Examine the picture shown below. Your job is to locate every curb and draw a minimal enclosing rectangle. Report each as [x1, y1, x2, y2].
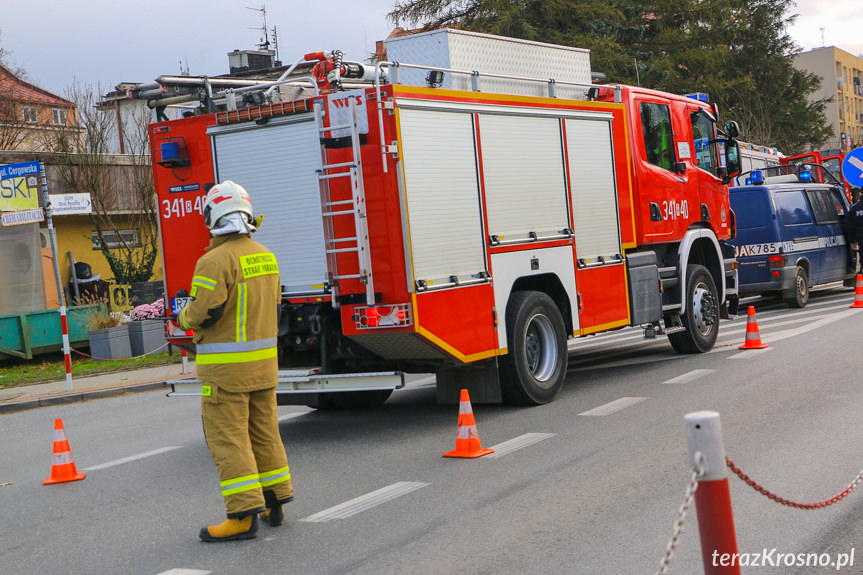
[0, 381, 166, 415]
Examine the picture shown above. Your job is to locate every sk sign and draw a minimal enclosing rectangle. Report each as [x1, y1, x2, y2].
[0, 161, 40, 212]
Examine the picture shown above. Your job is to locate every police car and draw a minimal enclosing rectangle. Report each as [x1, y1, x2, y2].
[728, 164, 857, 307]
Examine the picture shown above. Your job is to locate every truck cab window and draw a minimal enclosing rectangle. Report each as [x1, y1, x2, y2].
[690, 110, 720, 177]
[640, 102, 675, 172]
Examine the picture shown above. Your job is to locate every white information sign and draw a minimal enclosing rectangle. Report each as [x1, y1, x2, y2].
[49, 193, 93, 215]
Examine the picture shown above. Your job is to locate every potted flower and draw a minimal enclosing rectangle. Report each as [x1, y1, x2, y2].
[86, 302, 131, 361]
[128, 298, 167, 356]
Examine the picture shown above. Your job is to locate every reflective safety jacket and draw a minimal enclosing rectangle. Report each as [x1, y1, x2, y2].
[179, 234, 280, 392]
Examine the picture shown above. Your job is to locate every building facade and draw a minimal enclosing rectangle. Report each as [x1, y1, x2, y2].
[794, 46, 863, 152]
[0, 64, 79, 152]
[0, 65, 162, 315]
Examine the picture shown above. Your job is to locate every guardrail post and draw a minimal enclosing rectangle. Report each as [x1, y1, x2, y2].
[685, 411, 740, 574]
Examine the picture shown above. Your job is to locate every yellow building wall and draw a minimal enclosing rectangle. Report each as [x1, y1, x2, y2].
[43, 214, 163, 303]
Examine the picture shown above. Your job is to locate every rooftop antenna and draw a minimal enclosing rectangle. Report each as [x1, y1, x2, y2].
[819, 26, 825, 47]
[179, 57, 190, 77]
[246, 5, 271, 53]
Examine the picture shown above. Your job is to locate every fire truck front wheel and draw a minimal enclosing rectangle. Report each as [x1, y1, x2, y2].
[668, 264, 719, 354]
[499, 291, 567, 405]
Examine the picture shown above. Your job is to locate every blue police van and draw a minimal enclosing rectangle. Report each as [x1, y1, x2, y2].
[728, 164, 857, 307]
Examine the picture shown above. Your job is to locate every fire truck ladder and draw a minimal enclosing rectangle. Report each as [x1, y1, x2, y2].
[313, 99, 375, 309]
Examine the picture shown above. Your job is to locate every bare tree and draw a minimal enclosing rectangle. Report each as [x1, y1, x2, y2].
[0, 36, 32, 151]
[39, 81, 158, 284]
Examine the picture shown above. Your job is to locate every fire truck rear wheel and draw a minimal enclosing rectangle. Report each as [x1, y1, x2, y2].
[668, 264, 719, 354]
[499, 291, 567, 405]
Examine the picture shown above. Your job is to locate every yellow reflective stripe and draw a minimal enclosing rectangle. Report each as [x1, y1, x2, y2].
[236, 283, 247, 342]
[196, 347, 278, 365]
[259, 466, 291, 487]
[178, 307, 192, 330]
[240, 253, 279, 279]
[221, 473, 262, 496]
[192, 275, 217, 291]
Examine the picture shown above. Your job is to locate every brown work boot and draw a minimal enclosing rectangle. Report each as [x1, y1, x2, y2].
[199, 514, 258, 542]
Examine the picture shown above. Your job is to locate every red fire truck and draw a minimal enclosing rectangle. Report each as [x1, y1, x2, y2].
[782, 150, 851, 200]
[147, 31, 742, 407]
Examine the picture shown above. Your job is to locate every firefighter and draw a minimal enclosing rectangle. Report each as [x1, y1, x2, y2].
[848, 194, 863, 261]
[178, 180, 293, 542]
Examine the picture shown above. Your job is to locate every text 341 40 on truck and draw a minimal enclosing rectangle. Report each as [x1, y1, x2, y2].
[142, 29, 743, 407]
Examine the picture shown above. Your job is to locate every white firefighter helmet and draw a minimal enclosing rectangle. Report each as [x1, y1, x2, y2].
[203, 180, 253, 229]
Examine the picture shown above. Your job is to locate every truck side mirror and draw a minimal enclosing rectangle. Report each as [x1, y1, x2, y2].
[724, 121, 740, 139]
[724, 140, 742, 178]
[675, 161, 687, 174]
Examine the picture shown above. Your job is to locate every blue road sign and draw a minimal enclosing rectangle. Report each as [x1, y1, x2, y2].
[0, 160, 40, 180]
[842, 147, 863, 188]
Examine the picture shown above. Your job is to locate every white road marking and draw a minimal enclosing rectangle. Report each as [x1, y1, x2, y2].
[579, 397, 647, 416]
[728, 347, 774, 359]
[156, 570, 210, 575]
[663, 369, 715, 384]
[299, 481, 429, 523]
[82, 446, 182, 471]
[485, 433, 556, 459]
[278, 411, 312, 422]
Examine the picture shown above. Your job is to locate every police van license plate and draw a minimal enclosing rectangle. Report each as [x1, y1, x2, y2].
[171, 297, 193, 315]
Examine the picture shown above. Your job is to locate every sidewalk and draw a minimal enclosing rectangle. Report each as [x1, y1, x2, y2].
[0, 361, 198, 414]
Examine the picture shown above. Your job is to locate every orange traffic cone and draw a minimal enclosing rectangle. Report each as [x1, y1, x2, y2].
[442, 389, 494, 459]
[43, 418, 86, 485]
[738, 306, 768, 350]
[851, 274, 863, 308]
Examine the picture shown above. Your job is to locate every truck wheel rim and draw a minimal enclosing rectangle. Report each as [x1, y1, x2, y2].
[524, 314, 557, 384]
[692, 283, 717, 335]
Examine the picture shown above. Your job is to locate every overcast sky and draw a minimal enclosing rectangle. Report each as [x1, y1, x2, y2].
[1, 0, 861, 98]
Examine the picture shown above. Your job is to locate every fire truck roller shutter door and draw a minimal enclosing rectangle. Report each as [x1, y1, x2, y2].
[208, 116, 328, 296]
[397, 108, 486, 285]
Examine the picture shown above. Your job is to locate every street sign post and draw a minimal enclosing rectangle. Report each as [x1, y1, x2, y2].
[39, 162, 74, 391]
[841, 147, 863, 188]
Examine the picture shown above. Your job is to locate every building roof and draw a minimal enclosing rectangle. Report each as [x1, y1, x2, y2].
[0, 64, 74, 107]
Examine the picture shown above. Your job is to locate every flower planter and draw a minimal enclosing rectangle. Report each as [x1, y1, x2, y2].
[128, 319, 167, 356]
[88, 325, 132, 361]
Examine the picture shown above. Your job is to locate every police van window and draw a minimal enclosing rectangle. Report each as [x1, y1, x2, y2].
[806, 189, 839, 224]
[640, 102, 675, 171]
[690, 110, 719, 176]
[732, 190, 771, 229]
[776, 191, 814, 225]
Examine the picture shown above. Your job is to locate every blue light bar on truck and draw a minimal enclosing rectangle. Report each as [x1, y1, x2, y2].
[685, 92, 710, 103]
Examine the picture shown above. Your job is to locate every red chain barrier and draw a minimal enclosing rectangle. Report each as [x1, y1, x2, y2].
[70, 344, 169, 362]
[726, 456, 863, 510]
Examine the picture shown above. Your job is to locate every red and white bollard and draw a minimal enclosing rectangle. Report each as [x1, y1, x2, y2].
[181, 348, 189, 375]
[685, 411, 740, 575]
